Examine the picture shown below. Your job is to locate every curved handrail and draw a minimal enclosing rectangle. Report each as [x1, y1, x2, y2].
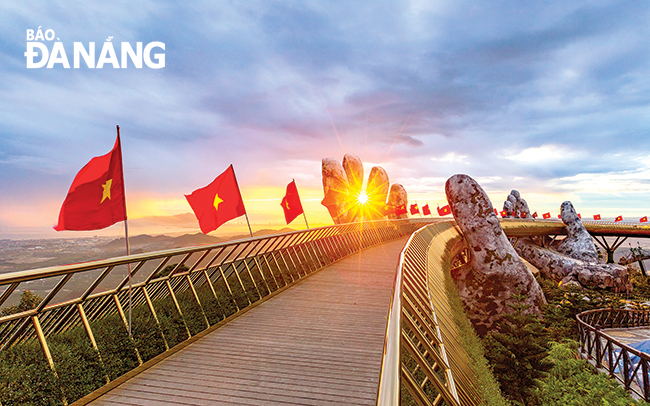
[377, 220, 483, 406]
[577, 308, 650, 400]
[376, 224, 421, 405]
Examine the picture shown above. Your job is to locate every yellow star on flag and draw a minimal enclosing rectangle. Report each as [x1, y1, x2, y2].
[101, 179, 112, 203]
[214, 193, 224, 210]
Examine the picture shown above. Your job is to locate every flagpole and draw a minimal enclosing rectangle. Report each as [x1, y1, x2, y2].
[229, 165, 253, 239]
[244, 213, 253, 238]
[124, 219, 133, 336]
[295, 180, 309, 229]
[117, 125, 133, 336]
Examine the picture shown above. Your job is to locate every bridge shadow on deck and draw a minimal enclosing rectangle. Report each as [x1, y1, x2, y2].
[86, 238, 408, 406]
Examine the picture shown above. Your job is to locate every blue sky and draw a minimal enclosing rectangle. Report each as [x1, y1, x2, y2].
[2, 1, 650, 238]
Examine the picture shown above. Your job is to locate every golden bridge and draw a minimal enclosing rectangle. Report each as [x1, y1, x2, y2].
[2, 218, 650, 405]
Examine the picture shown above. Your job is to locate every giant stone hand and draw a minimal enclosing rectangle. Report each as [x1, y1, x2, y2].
[321, 154, 408, 223]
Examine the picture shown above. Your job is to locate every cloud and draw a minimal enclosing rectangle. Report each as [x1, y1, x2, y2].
[2, 0, 650, 237]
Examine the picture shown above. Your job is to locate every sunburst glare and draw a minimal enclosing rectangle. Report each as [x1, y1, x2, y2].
[357, 191, 369, 205]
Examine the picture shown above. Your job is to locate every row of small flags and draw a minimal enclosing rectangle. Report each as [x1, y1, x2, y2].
[408, 203, 452, 217]
[489, 209, 648, 223]
[423, 205, 650, 223]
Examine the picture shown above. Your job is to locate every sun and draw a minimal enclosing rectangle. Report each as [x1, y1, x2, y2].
[357, 191, 369, 205]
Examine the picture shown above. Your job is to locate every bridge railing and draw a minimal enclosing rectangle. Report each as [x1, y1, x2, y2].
[577, 308, 650, 401]
[377, 221, 482, 406]
[497, 218, 650, 238]
[0, 218, 431, 405]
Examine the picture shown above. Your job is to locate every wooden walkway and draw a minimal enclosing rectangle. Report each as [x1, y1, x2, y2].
[87, 238, 408, 406]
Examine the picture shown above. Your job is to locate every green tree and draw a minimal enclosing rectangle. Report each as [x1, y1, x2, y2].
[482, 293, 552, 406]
[154, 263, 189, 279]
[1, 290, 42, 316]
[537, 275, 625, 342]
[629, 265, 650, 299]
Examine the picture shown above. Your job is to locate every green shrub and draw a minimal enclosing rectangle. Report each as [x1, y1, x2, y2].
[129, 304, 167, 362]
[49, 327, 106, 403]
[0, 340, 62, 406]
[175, 289, 209, 336]
[533, 340, 650, 406]
[629, 266, 650, 300]
[444, 268, 511, 406]
[153, 294, 190, 348]
[538, 276, 625, 342]
[196, 285, 226, 325]
[91, 314, 140, 379]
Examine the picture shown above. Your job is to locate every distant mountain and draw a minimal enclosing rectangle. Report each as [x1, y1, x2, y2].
[171, 233, 224, 247]
[105, 228, 295, 254]
[105, 235, 168, 251]
[257, 228, 295, 235]
[105, 233, 223, 252]
[128, 213, 197, 227]
[224, 228, 297, 241]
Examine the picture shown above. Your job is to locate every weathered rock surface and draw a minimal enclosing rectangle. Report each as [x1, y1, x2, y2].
[515, 240, 632, 292]
[342, 154, 363, 197]
[503, 200, 515, 218]
[516, 197, 531, 218]
[446, 174, 546, 336]
[387, 184, 408, 220]
[513, 200, 631, 292]
[366, 166, 389, 220]
[321, 158, 350, 224]
[557, 201, 598, 262]
[504, 189, 531, 218]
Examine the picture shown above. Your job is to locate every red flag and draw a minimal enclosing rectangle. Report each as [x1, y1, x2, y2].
[615, 215, 623, 222]
[54, 135, 126, 231]
[437, 205, 452, 216]
[185, 165, 246, 234]
[410, 204, 419, 215]
[532, 212, 538, 218]
[640, 216, 648, 223]
[381, 204, 393, 216]
[542, 212, 551, 219]
[500, 210, 507, 218]
[422, 204, 431, 216]
[280, 180, 304, 225]
[395, 204, 408, 215]
[494, 208, 498, 215]
[593, 214, 601, 220]
[578, 213, 581, 219]
[558, 214, 562, 218]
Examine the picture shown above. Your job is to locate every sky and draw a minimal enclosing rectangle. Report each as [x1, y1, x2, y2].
[1, 0, 650, 239]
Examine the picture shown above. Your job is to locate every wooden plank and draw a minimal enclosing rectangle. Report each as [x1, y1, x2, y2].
[89, 238, 407, 406]
[140, 367, 379, 394]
